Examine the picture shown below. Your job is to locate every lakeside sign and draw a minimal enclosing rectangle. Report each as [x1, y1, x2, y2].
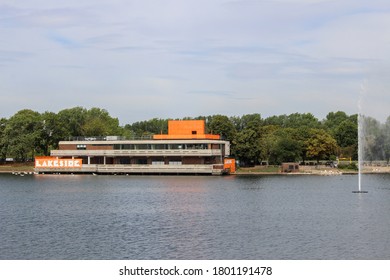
[35, 157, 82, 169]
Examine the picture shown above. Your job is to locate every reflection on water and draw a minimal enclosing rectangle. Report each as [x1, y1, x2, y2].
[1, 174, 390, 259]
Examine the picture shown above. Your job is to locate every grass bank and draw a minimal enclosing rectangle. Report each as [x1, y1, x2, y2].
[235, 165, 360, 175]
[236, 166, 281, 174]
[0, 163, 35, 173]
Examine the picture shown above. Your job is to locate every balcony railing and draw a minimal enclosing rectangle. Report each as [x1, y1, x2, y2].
[65, 135, 226, 141]
[67, 136, 154, 141]
[35, 164, 225, 175]
[51, 149, 223, 157]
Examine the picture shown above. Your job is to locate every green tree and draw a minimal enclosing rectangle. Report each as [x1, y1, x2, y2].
[285, 113, 321, 129]
[0, 118, 8, 160]
[57, 107, 87, 138]
[264, 113, 320, 129]
[232, 128, 261, 166]
[258, 125, 279, 164]
[333, 118, 358, 159]
[231, 113, 262, 132]
[268, 128, 302, 164]
[38, 111, 66, 155]
[208, 115, 236, 141]
[383, 116, 390, 163]
[263, 114, 288, 127]
[82, 107, 121, 136]
[128, 118, 168, 137]
[323, 111, 349, 131]
[305, 129, 338, 162]
[3, 109, 42, 161]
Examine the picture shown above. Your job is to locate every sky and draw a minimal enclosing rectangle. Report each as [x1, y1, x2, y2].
[1, 0, 390, 124]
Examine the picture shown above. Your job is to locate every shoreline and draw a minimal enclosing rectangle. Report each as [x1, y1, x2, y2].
[234, 170, 390, 176]
[1, 170, 388, 176]
[1, 164, 389, 176]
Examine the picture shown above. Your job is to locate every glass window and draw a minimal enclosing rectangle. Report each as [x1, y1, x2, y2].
[153, 144, 167, 150]
[135, 144, 148, 150]
[170, 144, 184, 149]
[169, 161, 182, 165]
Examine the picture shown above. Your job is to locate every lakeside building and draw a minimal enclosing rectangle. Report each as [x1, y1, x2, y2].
[35, 120, 234, 175]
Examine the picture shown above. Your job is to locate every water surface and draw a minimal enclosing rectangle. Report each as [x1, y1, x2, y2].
[1, 174, 389, 259]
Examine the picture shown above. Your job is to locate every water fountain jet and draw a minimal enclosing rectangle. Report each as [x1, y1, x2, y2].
[353, 112, 368, 193]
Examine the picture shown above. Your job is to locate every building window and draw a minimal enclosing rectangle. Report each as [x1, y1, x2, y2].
[153, 144, 167, 150]
[113, 144, 135, 150]
[136, 159, 147, 164]
[170, 144, 184, 149]
[169, 161, 182, 165]
[192, 131, 197, 135]
[152, 161, 164, 165]
[136, 144, 149, 150]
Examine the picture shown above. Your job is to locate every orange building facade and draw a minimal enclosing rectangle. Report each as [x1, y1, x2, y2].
[35, 120, 233, 175]
[153, 120, 220, 140]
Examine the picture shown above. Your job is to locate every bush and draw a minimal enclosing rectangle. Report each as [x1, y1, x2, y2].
[338, 162, 358, 171]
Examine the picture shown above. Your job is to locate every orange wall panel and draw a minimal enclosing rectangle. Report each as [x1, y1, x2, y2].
[224, 158, 236, 173]
[168, 120, 205, 135]
[153, 120, 220, 140]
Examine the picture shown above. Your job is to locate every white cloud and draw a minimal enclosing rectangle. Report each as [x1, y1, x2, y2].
[1, 0, 389, 123]
[308, 12, 390, 60]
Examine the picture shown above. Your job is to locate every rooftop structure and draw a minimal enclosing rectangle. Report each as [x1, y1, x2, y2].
[153, 120, 220, 140]
[35, 120, 233, 175]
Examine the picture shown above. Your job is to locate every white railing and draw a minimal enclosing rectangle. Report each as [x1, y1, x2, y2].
[96, 164, 213, 173]
[51, 149, 222, 157]
[35, 164, 223, 174]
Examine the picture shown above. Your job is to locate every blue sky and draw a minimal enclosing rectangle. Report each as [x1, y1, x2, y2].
[1, 0, 390, 124]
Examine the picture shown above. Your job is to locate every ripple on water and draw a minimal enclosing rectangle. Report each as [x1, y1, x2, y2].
[0, 174, 390, 259]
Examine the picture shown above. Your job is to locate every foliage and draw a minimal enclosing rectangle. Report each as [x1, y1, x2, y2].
[208, 115, 237, 141]
[325, 112, 358, 160]
[232, 128, 260, 166]
[231, 113, 262, 131]
[323, 111, 350, 131]
[82, 108, 121, 136]
[263, 113, 320, 128]
[57, 107, 87, 138]
[0, 118, 8, 159]
[38, 111, 64, 155]
[0, 107, 122, 161]
[258, 125, 279, 164]
[0, 108, 374, 166]
[125, 118, 168, 137]
[2, 109, 42, 161]
[305, 129, 338, 162]
[384, 117, 390, 163]
[338, 162, 358, 171]
[270, 134, 302, 164]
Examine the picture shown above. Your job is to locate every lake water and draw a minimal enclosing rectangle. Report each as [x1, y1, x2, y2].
[1, 173, 389, 260]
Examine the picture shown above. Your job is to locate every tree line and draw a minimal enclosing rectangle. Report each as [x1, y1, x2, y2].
[1, 107, 389, 165]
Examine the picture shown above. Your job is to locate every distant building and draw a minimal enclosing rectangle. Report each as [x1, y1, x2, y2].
[281, 162, 300, 173]
[35, 120, 233, 175]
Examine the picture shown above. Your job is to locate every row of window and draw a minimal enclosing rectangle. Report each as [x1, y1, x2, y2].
[75, 143, 222, 150]
[112, 144, 210, 150]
